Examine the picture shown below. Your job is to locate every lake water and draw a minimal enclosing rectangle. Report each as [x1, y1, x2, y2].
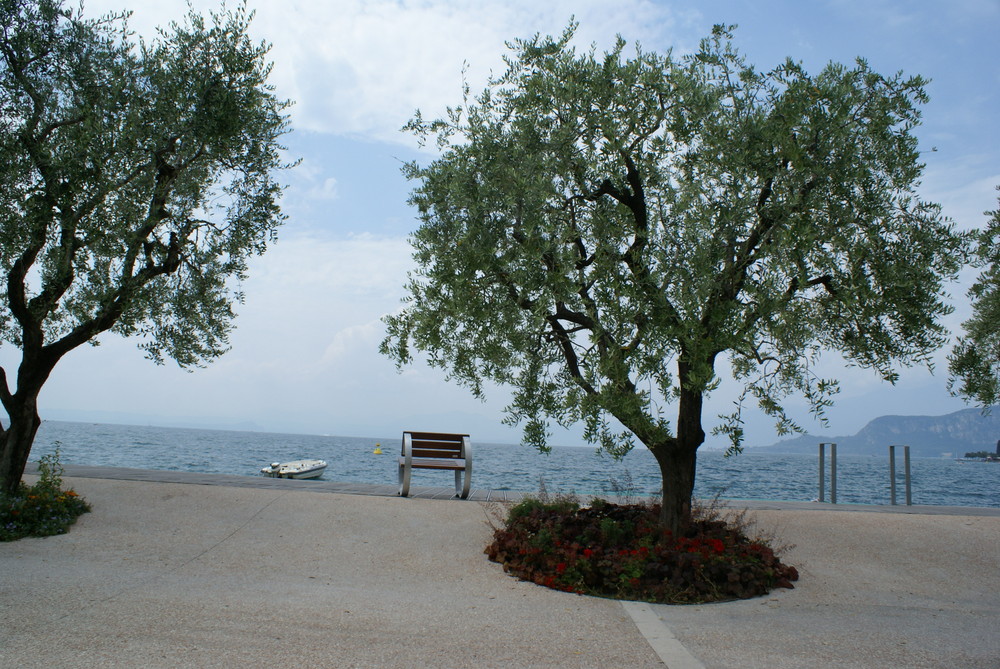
[31, 420, 1000, 508]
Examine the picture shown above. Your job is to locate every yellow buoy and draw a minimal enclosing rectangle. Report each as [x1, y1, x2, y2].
[373, 443, 383, 455]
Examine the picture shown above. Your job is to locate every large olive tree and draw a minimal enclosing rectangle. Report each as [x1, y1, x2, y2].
[0, 0, 292, 493]
[381, 25, 965, 531]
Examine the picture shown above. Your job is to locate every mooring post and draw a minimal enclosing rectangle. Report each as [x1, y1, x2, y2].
[904, 445, 912, 506]
[890, 445, 897, 505]
[818, 443, 825, 502]
[819, 443, 837, 504]
[831, 442, 837, 504]
[889, 445, 912, 506]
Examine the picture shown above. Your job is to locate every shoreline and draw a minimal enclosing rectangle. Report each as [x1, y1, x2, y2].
[31, 422, 1000, 508]
[27, 462, 1000, 517]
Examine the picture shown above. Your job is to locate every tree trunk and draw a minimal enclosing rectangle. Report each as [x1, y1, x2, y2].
[652, 442, 698, 535]
[1, 346, 59, 495]
[0, 395, 42, 495]
[651, 359, 708, 534]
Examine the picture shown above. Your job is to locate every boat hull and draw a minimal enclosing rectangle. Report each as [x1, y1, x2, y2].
[260, 459, 327, 479]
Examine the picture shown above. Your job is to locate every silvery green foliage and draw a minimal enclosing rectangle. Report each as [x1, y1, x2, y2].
[950, 191, 1000, 408]
[382, 23, 965, 478]
[0, 0, 292, 371]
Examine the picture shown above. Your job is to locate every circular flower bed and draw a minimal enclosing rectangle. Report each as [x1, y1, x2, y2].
[486, 496, 798, 604]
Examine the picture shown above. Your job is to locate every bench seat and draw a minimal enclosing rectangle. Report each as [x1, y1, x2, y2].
[397, 457, 468, 470]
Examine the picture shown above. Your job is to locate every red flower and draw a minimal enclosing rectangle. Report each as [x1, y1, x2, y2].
[582, 548, 594, 558]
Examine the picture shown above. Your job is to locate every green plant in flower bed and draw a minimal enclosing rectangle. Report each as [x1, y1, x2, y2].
[485, 496, 798, 604]
[1, 448, 90, 541]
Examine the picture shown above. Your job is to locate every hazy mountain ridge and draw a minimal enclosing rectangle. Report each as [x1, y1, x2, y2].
[755, 408, 1000, 457]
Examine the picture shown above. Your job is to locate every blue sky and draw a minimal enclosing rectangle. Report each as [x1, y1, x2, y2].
[9, 0, 998, 447]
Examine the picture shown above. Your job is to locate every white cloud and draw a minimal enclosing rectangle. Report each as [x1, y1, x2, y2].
[305, 176, 339, 201]
[86, 0, 698, 147]
[320, 320, 380, 366]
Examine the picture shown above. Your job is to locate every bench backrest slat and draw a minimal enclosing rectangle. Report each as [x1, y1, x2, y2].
[404, 431, 468, 459]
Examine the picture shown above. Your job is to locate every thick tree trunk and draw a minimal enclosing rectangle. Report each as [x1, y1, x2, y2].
[652, 443, 698, 535]
[651, 360, 708, 534]
[1, 346, 59, 495]
[0, 395, 42, 495]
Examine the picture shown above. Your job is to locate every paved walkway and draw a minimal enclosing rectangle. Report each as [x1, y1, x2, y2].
[40, 463, 1000, 516]
[3, 466, 998, 668]
[40, 463, 529, 502]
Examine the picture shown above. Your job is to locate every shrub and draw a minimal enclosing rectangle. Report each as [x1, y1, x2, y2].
[1, 447, 91, 541]
[485, 496, 798, 604]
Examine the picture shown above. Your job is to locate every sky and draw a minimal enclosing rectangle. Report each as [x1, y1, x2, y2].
[4, 0, 998, 447]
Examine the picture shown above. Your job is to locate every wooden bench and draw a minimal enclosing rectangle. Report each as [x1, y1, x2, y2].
[398, 431, 472, 499]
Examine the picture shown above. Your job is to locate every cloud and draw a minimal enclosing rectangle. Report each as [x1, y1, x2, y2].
[267, 0, 699, 144]
[306, 175, 340, 202]
[86, 0, 698, 147]
[320, 320, 381, 366]
[225, 233, 414, 375]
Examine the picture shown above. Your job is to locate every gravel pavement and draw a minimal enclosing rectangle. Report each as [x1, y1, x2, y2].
[1, 476, 661, 668]
[1, 470, 997, 668]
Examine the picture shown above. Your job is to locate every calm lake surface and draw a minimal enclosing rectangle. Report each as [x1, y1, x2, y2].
[32, 420, 1000, 508]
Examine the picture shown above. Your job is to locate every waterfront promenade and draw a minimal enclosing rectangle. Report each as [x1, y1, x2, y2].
[1, 465, 998, 668]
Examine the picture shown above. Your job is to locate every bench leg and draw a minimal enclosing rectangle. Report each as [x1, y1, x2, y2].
[455, 465, 471, 499]
[399, 462, 411, 497]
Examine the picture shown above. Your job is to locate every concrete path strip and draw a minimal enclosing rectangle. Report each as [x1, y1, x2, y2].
[622, 601, 706, 669]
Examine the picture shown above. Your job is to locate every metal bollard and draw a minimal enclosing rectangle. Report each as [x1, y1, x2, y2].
[906, 446, 912, 506]
[889, 445, 912, 506]
[818, 443, 837, 503]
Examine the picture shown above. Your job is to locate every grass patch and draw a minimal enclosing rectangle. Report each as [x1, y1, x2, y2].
[485, 489, 798, 604]
[1, 447, 91, 542]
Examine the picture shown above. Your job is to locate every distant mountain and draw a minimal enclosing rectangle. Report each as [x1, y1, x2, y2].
[755, 408, 1000, 458]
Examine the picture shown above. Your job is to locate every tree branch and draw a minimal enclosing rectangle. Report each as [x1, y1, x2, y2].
[785, 274, 837, 300]
[0, 367, 13, 413]
[545, 313, 597, 396]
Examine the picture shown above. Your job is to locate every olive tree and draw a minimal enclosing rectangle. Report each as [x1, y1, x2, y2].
[381, 25, 965, 531]
[0, 0, 292, 493]
[949, 190, 1000, 407]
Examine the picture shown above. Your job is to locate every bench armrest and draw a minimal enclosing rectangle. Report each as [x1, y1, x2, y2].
[402, 432, 413, 468]
[460, 435, 472, 499]
[398, 432, 413, 497]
